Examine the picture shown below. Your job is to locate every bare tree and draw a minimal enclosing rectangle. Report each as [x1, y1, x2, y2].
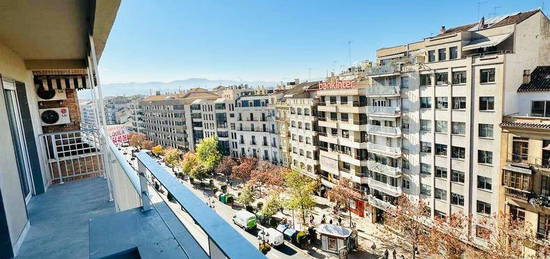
[327, 178, 361, 227]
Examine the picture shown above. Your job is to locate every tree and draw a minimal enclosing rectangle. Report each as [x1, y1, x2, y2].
[142, 140, 154, 150]
[215, 156, 237, 181]
[231, 157, 257, 182]
[195, 137, 222, 173]
[237, 183, 255, 206]
[327, 178, 361, 227]
[380, 196, 431, 259]
[250, 162, 285, 195]
[283, 170, 317, 227]
[425, 212, 472, 258]
[128, 133, 147, 148]
[189, 163, 208, 180]
[163, 148, 181, 167]
[151, 145, 164, 156]
[181, 152, 198, 174]
[260, 192, 283, 218]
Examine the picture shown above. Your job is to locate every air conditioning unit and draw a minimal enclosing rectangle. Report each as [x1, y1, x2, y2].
[37, 88, 67, 101]
[40, 107, 71, 126]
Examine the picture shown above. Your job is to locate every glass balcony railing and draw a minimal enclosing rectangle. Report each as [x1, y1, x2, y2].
[367, 142, 401, 157]
[367, 124, 401, 136]
[365, 83, 400, 96]
[366, 106, 401, 116]
[367, 160, 401, 177]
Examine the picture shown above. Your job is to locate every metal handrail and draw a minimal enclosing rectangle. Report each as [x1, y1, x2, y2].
[104, 133, 140, 193]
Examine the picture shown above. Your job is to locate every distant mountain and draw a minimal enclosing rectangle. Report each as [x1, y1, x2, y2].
[97, 78, 279, 97]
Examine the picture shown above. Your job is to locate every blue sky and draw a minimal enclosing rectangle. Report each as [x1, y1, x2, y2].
[99, 0, 545, 84]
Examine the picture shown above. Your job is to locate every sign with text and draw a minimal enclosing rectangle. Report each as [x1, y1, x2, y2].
[319, 80, 356, 90]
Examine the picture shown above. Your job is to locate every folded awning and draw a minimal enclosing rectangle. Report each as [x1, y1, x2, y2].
[37, 75, 90, 90]
[503, 164, 533, 175]
[463, 32, 513, 51]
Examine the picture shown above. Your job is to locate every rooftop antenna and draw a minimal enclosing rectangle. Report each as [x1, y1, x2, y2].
[347, 40, 353, 67]
[489, 6, 501, 17]
[477, 0, 489, 20]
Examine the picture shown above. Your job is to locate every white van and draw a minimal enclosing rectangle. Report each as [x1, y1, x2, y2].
[258, 228, 284, 247]
[232, 210, 257, 230]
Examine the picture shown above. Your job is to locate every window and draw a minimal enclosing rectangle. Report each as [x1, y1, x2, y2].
[420, 97, 432, 108]
[452, 97, 466, 109]
[435, 167, 448, 178]
[451, 193, 464, 206]
[428, 50, 436, 62]
[478, 150, 493, 164]
[479, 124, 493, 138]
[330, 96, 337, 104]
[330, 112, 337, 120]
[421, 163, 431, 175]
[435, 143, 447, 156]
[435, 72, 448, 85]
[510, 205, 526, 221]
[476, 200, 491, 215]
[421, 142, 432, 153]
[340, 96, 348, 104]
[435, 210, 447, 219]
[480, 68, 495, 83]
[421, 184, 431, 195]
[479, 97, 495, 111]
[452, 71, 466, 84]
[477, 176, 492, 190]
[341, 129, 349, 138]
[340, 113, 349, 122]
[451, 146, 465, 159]
[436, 97, 448, 109]
[402, 159, 410, 170]
[435, 120, 448, 133]
[402, 179, 410, 189]
[420, 74, 432, 86]
[438, 48, 446, 61]
[420, 119, 431, 132]
[542, 175, 550, 196]
[449, 47, 458, 60]
[451, 170, 465, 183]
[537, 214, 550, 239]
[531, 101, 550, 117]
[401, 76, 410, 88]
[451, 122, 466, 135]
[435, 188, 447, 200]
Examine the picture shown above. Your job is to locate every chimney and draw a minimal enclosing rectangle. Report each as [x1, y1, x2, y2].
[440, 25, 446, 34]
[523, 69, 531, 84]
[479, 17, 485, 29]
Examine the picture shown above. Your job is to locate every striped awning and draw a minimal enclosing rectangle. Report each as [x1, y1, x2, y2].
[37, 75, 91, 90]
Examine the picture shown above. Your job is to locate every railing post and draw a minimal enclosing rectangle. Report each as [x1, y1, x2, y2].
[137, 160, 152, 212]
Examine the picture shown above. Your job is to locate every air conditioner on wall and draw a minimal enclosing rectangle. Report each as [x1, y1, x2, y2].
[36, 88, 67, 101]
[39, 107, 71, 126]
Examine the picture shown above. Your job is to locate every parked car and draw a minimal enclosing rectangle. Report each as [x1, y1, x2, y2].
[258, 228, 284, 247]
[232, 210, 257, 230]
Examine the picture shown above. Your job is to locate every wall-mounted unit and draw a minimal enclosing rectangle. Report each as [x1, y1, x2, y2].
[37, 88, 67, 101]
[40, 107, 71, 126]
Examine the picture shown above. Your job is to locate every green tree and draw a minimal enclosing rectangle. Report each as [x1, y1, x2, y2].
[189, 163, 208, 180]
[163, 148, 181, 167]
[284, 170, 317, 227]
[260, 192, 283, 218]
[237, 183, 255, 206]
[196, 137, 222, 173]
[181, 152, 197, 174]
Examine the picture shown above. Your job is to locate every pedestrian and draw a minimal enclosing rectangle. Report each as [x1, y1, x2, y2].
[392, 249, 397, 259]
[337, 217, 342, 225]
[383, 249, 389, 259]
[329, 219, 333, 224]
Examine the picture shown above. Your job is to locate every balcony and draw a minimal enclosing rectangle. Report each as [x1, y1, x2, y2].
[365, 84, 400, 97]
[367, 124, 401, 137]
[367, 178, 402, 197]
[366, 106, 401, 117]
[365, 64, 399, 76]
[367, 142, 402, 158]
[367, 160, 401, 177]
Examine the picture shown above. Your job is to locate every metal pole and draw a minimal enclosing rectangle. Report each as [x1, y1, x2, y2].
[137, 160, 152, 211]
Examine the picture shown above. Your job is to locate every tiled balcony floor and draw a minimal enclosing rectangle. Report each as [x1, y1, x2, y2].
[17, 177, 114, 259]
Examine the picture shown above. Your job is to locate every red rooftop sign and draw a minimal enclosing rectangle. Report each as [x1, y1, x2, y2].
[319, 80, 356, 90]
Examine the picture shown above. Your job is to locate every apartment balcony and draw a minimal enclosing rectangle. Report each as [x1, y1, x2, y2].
[317, 105, 337, 112]
[366, 106, 401, 117]
[367, 142, 402, 158]
[365, 64, 400, 76]
[17, 130, 264, 259]
[365, 84, 400, 97]
[367, 124, 401, 137]
[367, 178, 402, 197]
[365, 194, 396, 210]
[367, 160, 402, 178]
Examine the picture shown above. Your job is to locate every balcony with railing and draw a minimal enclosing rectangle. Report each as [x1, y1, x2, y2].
[364, 64, 400, 76]
[367, 178, 402, 197]
[367, 160, 401, 177]
[367, 124, 401, 137]
[366, 106, 401, 116]
[365, 83, 400, 97]
[367, 142, 402, 158]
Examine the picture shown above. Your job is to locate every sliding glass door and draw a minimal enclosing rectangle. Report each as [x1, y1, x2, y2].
[2, 78, 33, 202]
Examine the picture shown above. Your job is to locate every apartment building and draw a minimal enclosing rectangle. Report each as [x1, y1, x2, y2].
[317, 72, 370, 216]
[189, 97, 236, 155]
[367, 10, 550, 241]
[499, 66, 550, 255]
[234, 94, 281, 164]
